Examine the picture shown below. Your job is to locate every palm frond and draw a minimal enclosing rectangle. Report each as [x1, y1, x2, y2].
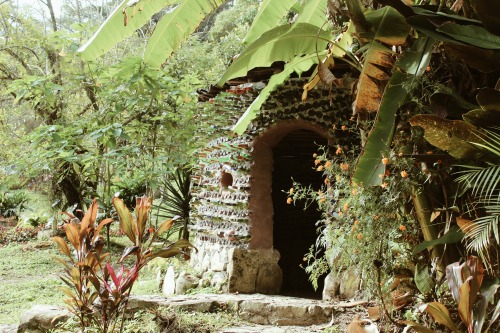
[154, 167, 192, 240]
[455, 127, 500, 253]
[464, 195, 500, 252]
[455, 164, 500, 199]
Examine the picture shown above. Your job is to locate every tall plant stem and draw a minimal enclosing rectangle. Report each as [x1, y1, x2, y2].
[411, 185, 445, 275]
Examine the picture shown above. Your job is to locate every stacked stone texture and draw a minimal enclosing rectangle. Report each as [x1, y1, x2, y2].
[190, 78, 352, 291]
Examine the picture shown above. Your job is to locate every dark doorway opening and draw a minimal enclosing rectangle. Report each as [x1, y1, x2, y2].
[272, 129, 327, 299]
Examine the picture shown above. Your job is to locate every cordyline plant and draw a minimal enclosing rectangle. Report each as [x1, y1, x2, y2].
[51, 196, 192, 333]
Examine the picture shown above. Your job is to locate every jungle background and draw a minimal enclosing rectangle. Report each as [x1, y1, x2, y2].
[0, 0, 499, 332]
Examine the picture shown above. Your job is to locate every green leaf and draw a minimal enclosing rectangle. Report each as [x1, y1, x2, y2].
[463, 109, 500, 129]
[78, 0, 177, 61]
[232, 51, 325, 134]
[352, 36, 434, 186]
[363, 6, 410, 45]
[409, 115, 486, 159]
[217, 23, 331, 86]
[153, 239, 195, 258]
[144, 0, 226, 68]
[413, 225, 465, 255]
[295, 0, 328, 26]
[406, 16, 464, 44]
[415, 263, 435, 295]
[437, 23, 500, 49]
[243, 0, 297, 45]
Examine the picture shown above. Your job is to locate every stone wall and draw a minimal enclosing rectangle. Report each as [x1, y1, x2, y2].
[190, 78, 353, 294]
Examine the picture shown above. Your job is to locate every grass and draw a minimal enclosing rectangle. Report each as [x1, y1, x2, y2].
[0, 242, 64, 324]
[0, 236, 169, 325]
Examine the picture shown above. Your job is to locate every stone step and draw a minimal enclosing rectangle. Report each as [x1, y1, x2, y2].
[128, 293, 366, 329]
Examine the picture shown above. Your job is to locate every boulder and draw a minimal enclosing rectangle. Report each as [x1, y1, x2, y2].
[322, 271, 341, 300]
[227, 248, 281, 294]
[255, 263, 282, 294]
[17, 305, 71, 333]
[175, 272, 199, 295]
[339, 268, 361, 299]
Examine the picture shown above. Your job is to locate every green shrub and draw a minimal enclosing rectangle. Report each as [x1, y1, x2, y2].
[0, 189, 28, 218]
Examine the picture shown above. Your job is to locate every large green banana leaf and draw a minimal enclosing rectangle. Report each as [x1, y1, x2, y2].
[232, 51, 326, 134]
[78, 0, 225, 68]
[295, 0, 328, 25]
[216, 22, 331, 86]
[242, 0, 296, 46]
[352, 37, 435, 186]
[78, 0, 177, 61]
[144, 0, 225, 67]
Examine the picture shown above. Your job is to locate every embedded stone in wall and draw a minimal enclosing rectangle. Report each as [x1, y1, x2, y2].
[227, 248, 282, 294]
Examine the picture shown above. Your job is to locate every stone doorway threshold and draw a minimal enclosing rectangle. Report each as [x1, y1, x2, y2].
[129, 293, 368, 332]
[7, 294, 370, 333]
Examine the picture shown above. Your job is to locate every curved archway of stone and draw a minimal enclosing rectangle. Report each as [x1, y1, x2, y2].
[249, 120, 329, 298]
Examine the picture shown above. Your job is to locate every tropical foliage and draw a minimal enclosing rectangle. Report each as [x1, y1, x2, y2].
[52, 196, 193, 332]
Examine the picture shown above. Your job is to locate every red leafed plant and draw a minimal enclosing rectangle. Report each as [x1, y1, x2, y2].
[52, 196, 193, 333]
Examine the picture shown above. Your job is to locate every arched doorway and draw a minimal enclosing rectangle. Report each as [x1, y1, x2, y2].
[271, 129, 326, 298]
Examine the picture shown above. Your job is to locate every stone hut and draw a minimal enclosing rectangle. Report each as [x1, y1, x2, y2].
[190, 68, 353, 298]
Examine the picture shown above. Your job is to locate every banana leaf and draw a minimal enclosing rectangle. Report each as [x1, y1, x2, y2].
[217, 23, 331, 87]
[352, 36, 435, 186]
[233, 51, 326, 134]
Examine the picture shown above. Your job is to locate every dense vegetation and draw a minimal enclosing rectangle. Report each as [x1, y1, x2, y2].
[1, 0, 499, 332]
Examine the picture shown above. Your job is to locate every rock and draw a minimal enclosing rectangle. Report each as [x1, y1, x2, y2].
[175, 272, 199, 295]
[36, 229, 55, 241]
[339, 268, 361, 299]
[0, 324, 17, 333]
[210, 272, 227, 291]
[255, 263, 282, 294]
[322, 271, 340, 300]
[227, 248, 281, 294]
[162, 266, 176, 296]
[17, 305, 71, 333]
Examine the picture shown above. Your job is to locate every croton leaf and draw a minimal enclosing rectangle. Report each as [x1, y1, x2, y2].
[409, 115, 485, 159]
[112, 196, 136, 244]
[80, 199, 98, 238]
[51, 236, 72, 260]
[419, 302, 460, 332]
